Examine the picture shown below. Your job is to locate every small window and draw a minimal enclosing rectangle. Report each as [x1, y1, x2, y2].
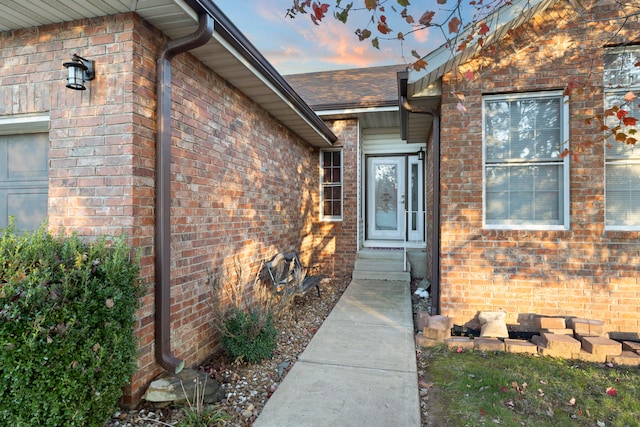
[320, 149, 342, 221]
[0, 132, 49, 231]
[604, 46, 640, 229]
[483, 92, 569, 229]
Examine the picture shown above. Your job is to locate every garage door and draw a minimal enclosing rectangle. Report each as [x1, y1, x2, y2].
[0, 133, 48, 231]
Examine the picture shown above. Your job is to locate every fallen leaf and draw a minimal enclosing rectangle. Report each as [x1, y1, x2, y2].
[568, 397, 576, 406]
[537, 388, 545, 397]
[606, 387, 617, 397]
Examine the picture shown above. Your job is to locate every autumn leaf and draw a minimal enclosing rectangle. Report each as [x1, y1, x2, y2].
[365, 0, 377, 10]
[448, 16, 461, 33]
[623, 91, 637, 102]
[606, 387, 617, 397]
[568, 397, 576, 406]
[626, 136, 638, 145]
[419, 11, 435, 26]
[371, 37, 380, 49]
[312, 2, 329, 21]
[478, 22, 490, 36]
[357, 28, 372, 41]
[437, 0, 447, 3]
[464, 70, 474, 80]
[622, 116, 638, 126]
[616, 109, 629, 120]
[377, 16, 392, 34]
[397, 0, 410, 6]
[413, 58, 427, 71]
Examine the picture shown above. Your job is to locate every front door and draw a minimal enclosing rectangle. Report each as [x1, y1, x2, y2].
[367, 156, 406, 240]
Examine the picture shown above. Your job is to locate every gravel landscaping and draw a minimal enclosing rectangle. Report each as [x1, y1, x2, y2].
[104, 277, 351, 427]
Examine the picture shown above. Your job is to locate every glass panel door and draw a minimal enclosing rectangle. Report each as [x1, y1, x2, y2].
[367, 156, 405, 240]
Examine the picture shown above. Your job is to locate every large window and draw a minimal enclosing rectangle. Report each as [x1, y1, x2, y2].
[483, 92, 569, 229]
[604, 46, 640, 229]
[320, 149, 342, 221]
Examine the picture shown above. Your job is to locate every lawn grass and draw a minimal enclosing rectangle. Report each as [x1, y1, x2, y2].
[419, 346, 640, 426]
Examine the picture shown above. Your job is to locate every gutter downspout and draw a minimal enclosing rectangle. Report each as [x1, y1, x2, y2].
[155, 12, 214, 374]
[400, 97, 441, 316]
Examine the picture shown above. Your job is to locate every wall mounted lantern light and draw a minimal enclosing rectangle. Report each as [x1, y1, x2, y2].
[63, 54, 95, 90]
[417, 148, 425, 161]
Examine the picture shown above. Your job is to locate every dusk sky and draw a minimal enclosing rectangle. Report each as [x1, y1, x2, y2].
[216, 0, 446, 75]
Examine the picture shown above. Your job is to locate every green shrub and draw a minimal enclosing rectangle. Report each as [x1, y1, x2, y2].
[0, 223, 143, 427]
[221, 308, 278, 364]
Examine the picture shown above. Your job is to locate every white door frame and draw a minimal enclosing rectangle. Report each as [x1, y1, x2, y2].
[366, 156, 406, 241]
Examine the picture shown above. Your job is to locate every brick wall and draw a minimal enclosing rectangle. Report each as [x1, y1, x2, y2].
[437, 0, 640, 334]
[1, 13, 355, 405]
[314, 119, 359, 279]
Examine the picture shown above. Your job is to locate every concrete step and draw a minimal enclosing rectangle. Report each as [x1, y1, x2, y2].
[356, 249, 404, 261]
[352, 249, 411, 281]
[352, 269, 411, 281]
[354, 259, 407, 272]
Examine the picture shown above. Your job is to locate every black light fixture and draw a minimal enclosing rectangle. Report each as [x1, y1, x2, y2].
[417, 148, 425, 161]
[63, 54, 95, 90]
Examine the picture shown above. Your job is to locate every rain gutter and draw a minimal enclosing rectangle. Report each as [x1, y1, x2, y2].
[398, 71, 441, 315]
[155, 12, 214, 374]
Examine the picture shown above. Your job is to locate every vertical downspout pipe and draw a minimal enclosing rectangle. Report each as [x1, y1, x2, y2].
[400, 97, 441, 315]
[155, 12, 214, 373]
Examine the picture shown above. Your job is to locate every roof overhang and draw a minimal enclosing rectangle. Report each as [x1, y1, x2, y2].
[400, 0, 559, 143]
[0, 0, 336, 147]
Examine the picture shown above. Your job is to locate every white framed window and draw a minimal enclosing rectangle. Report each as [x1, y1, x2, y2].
[604, 46, 640, 230]
[483, 92, 570, 230]
[320, 149, 343, 221]
[0, 115, 50, 232]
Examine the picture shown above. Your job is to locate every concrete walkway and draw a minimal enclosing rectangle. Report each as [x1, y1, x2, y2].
[254, 278, 420, 427]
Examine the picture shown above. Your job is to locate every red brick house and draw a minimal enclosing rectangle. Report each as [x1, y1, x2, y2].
[399, 0, 640, 336]
[3, 0, 639, 408]
[0, 0, 361, 404]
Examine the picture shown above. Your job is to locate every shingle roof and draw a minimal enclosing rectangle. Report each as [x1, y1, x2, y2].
[285, 64, 409, 111]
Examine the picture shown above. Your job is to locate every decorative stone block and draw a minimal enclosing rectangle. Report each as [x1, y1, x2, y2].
[427, 315, 453, 331]
[542, 333, 581, 354]
[445, 337, 475, 351]
[416, 310, 430, 330]
[581, 336, 622, 357]
[540, 328, 574, 336]
[569, 318, 605, 336]
[575, 349, 606, 363]
[423, 326, 451, 341]
[606, 351, 640, 367]
[474, 337, 505, 352]
[622, 341, 640, 354]
[535, 316, 566, 330]
[504, 339, 537, 354]
[416, 333, 441, 349]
